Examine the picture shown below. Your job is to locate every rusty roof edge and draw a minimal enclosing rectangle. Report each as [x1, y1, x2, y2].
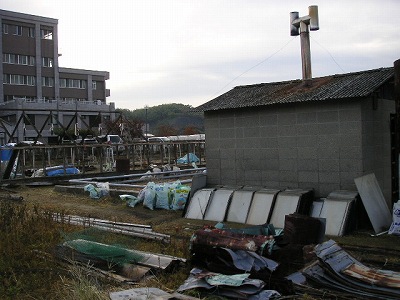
[195, 67, 394, 112]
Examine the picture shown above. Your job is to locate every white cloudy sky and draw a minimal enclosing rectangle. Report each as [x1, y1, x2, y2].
[2, 0, 400, 110]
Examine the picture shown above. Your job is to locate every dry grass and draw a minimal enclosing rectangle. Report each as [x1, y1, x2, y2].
[2, 185, 400, 299]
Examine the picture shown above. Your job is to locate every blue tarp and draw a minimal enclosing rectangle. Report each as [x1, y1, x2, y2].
[0, 146, 13, 161]
[46, 167, 80, 176]
[177, 153, 200, 164]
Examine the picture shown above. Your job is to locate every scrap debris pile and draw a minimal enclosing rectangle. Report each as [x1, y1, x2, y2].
[22, 172, 400, 298]
[288, 240, 400, 300]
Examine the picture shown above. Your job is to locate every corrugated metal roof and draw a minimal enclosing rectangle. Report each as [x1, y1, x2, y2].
[196, 67, 394, 112]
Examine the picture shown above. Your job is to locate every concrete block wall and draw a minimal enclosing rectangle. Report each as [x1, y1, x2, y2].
[205, 97, 394, 199]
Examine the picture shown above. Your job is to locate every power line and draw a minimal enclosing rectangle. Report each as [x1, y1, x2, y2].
[310, 35, 346, 73]
[213, 36, 296, 96]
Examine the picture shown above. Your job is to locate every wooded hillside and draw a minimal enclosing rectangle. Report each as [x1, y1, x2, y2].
[118, 103, 204, 136]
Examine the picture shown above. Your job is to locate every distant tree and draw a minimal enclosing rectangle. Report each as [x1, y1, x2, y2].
[156, 124, 178, 136]
[103, 117, 144, 142]
[117, 103, 204, 135]
[183, 125, 201, 135]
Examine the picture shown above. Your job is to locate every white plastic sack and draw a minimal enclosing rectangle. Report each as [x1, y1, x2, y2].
[389, 200, 400, 235]
[143, 182, 156, 210]
[155, 183, 170, 210]
[171, 185, 191, 210]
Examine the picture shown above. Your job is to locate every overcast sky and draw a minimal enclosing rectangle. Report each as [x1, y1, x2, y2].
[2, 0, 400, 110]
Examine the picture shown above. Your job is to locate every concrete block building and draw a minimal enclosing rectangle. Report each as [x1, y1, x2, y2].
[196, 67, 395, 204]
[0, 9, 114, 144]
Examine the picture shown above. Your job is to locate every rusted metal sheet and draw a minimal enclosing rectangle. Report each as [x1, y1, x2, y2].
[191, 227, 274, 254]
[343, 263, 400, 288]
[290, 239, 400, 299]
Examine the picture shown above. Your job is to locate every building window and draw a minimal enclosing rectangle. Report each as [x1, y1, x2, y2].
[59, 78, 87, 89]
[4, 95, 33, 102]
[3, 74, 36, 86]
[28, 27, 35, 38]
[42, 77, 54, 87]
[12, 25, 22, 36]
[2, 24, 8, 34]
[41, 29, 53, 40]
[92, 81, 97, 90]
[42, 57, 53, 67]
[3, 53, 35, 66]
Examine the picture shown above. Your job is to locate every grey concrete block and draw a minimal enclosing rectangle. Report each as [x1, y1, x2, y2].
[236, 116, 259, 127]
[278, 137, 297, 148]
[340, 159, 363, 174]
[297, 111, 317, 124]
[296, 135, 317, 147]
[260, 125, 278, 137]
[339, 134, 361, 147]
[339, 108, 361, 122]
[220, 139, 236, 149]
[261, 158, 279, 170]
[245, 170, 263, 186]
[279, 147, 298, 159]
[318, 159, 339, 172]
[278, 125, 297, 137]
[339, 146, 362, 159]
[317, 147, 340, 159]
[262, 170, 280, 181]
[319, 171, 340, 184]
[247, 137, 262, 148]
[221, 159, 236, 170]
[235, 127, 244, 138]
[244, 127, 261, 138]
[317, 134, 340, 148]
[317, 111, 338, 123]
[220, 128, 235, 139]
[279, 159, 298, 171]
[260, 137, 278, 148]
[296, 123, 319, 135]
[219, 117, 235, 128]
[260, 114, 278, 126]
[279, 170, 298, 182]
[220, 149, 236, 159]
[298, 147, 318, 159]
[298, 171, 318, 183]
[262, 148, 279, 159]
[340, 121, 361, 135]
[317, 123, 340, 135]
[278, 113, 297, 125]
[298, 159, 318, 171]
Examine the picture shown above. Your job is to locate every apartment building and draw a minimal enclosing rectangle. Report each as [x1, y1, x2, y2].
[0, 9, 114, 144]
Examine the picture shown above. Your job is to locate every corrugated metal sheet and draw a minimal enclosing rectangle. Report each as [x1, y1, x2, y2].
[226, 190, 254, 223]
[290, 239, 400, 299]
[203, 188, 234, 221]
[269, 189, 313, 229]
[196, 67, 394, 112]
[185, 188, 214, 220]
[246, 189, 280, 225]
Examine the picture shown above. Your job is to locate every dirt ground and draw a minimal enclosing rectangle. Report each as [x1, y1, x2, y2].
[11, 183, 400, 259]
[5, 183, 400, 298]
[11, 184, 209, 238]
